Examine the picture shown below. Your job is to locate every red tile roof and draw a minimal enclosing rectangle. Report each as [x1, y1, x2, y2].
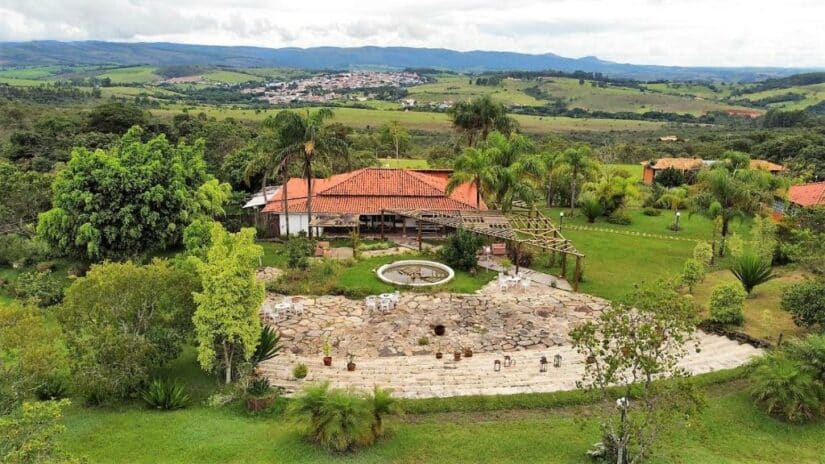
[788, 182, 825, 207]
[750, 160, 784, 172]
[261, 168, 486, 214]
[641, 158, 704, 171]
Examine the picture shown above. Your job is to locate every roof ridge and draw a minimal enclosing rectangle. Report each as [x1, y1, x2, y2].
[314, 169, 366, 195]
[403, 169, 448, 193]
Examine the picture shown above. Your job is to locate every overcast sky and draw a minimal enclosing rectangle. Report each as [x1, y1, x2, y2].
[0, 0, 822, 67]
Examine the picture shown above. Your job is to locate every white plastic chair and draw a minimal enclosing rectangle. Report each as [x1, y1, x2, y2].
[391, 291, 400, 306]
[380, 297, 392, 313]
[292, 299, 304, 316]
[365, 296, 377, 313]
[520, 278, 531, 293]
[498, 273, 510, 292]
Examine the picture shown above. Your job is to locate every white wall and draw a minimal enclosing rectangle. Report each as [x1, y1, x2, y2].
[278, 214, 318, 236]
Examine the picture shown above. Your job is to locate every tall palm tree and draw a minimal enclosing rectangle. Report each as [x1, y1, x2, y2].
[554, 146, 601, 214]
[269, 109, 347, 238]
[245, 122, 293, 235]
[448, 95, 517, 147]
[445, 146, 493, 209]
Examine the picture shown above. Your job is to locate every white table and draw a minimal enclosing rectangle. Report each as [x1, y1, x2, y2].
[275, 302, 292, 318]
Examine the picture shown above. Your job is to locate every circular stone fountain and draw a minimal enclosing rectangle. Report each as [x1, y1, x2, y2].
[376, 260, 455, 287]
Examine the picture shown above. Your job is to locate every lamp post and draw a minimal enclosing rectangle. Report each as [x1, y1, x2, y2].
[553, 353, 562, 368]
[675, 210, 681, 232]
[540, 355, 548, 373]
[559, 211, 565, 231]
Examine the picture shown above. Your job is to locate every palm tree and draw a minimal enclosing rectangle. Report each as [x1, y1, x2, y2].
[554, 146, 601, 214]
[245, 123, 293, 235]
[445, 146, 493, 209]
[448, 95, 517, 146]
[269, 109, 347, 238]
[656, 186, 689, 211]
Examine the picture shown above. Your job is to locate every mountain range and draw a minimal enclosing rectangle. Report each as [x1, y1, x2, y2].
[0, 41, 819, 82]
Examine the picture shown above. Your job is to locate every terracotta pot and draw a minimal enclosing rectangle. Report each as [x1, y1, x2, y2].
[435, 352, 443, 359]
[246, 395, 275, 413]
[434, 325, 446, 336]
[463, 349, 473, 358]
[346, 362, 356, 371]
[323, 356, 332, 366]
[453, 351, 462, 362]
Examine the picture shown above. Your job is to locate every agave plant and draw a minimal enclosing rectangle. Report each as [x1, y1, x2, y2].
[748, 354, 825, 423]
[142, 379, 190, 411]
[250, 326, 283, 367]
[730, 253, 775, 294]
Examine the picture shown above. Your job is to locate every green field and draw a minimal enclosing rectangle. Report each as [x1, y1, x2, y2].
[733, 83, 825, 110]
[97, 66, 161, 84]
[202, 69, 266, 84]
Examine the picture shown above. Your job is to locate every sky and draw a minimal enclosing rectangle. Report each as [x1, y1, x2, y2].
[0, 0, 822, 67]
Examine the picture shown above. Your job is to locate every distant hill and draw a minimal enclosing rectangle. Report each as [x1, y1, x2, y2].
[0, 41, 819, 82]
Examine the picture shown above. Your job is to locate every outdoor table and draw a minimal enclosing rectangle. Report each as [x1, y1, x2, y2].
[275, 302, 292, 316]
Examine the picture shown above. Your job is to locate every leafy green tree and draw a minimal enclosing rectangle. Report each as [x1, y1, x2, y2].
[286, 236, 313, 270]
[681, 258, 705, 294]
[445, 145, 494, 209]
[782, 279, 825, 331]
[192, 224, 264, 384]
[85, 101, 148, 134]
[554, 145, 601, 214]
[448, 95, 517, 147]
[708, 281, 747, 325]
[59, 260, 198, 402]
[693, 242, 713, 266]
[654, 167, 685, 187]
[440, 229, 482, 271]
[378, 120, 410, 161]
[38, 127, 230, 261]
[0, 400, 82, 464]
[571, 279, 702, 464]
[656, 186, 689, 212]
[0, 302, 71, 414]
[0, 162, 52, 237]
[585, 169, 638, 215]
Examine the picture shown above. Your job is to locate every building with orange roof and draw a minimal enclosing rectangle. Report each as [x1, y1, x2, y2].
[773, 182, 825, 217]
[641, 157, 784, 185]
[260, 168, 485, 236]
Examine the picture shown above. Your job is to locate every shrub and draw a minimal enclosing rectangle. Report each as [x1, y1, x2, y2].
[0, 234, 45, 267]
[708, 282, 746, 325]
[642, 207, 661, 216]
[749, 354, 824, 423]
[693, 242, 714, 266]
[781, 279, 825, 330]
[142, 379, 190, 410]
[290, 382, 374, 452]
[654, 167, 685, 187]
[578, 192, 603, 223]
[34, 378, 69, 401]
[12, 270, 64, 307]
[440, 229, 482, 272]
[730, 253, 775, 294]
[784, 334, 825, 381]
[606, 209, 632, 225]
[249, 377, 272, 395]
[681, 258, 705, 294]
[507, 248, 533, 268]
[286, 236, 313, 270]
[250, 326, 283, 367]
[293, 363, 308, 380]
[417, 336, 429, 346]
[369, 386, 401, 438]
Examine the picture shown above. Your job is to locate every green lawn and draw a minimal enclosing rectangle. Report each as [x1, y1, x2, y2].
[97, 66, 161, 84]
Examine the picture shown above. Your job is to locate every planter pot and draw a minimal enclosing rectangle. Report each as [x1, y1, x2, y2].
[453, 351, 462, 362]
[435, 352, 443, 359]
[463, 349, 473, 358]
[586, 355, 597, 365]
[246, 395, 275, 413]
[346, 362, 356, 372]
[434, 325, 446, 336]
[323, 357, 332, 366]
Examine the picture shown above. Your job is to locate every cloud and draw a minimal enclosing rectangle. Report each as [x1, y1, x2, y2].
[0, 0, 822, 67]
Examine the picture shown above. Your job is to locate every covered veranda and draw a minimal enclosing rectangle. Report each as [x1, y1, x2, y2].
[380, 208, 586, 292]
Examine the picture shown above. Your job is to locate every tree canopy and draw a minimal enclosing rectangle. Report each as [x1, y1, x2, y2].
[37, 127, 230, 261]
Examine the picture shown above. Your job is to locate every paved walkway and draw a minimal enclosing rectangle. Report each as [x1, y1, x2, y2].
[261, 331, 761, 398]
[477, 259, 572, 291]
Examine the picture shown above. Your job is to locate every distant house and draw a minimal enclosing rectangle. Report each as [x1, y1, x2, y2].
[260, 168, 484, 237]
[659, 135, 679, 142]
[641, 157, 784, 185]
[774, 182, 825, 216]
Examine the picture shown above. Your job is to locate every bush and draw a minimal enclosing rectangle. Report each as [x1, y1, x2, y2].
[606, 209, 632, 225]
[784, 334, 825, 381]
[708, 282, 746, 325]
[781, 279, 825, 330]
[507, 248, 533, 268]
[33, 378, 68, 401]
[439, 229, 482, 272]
[693, 242, 714, 266]
[142, 379, 190, 410]
[681, 258, 705, 294]
[578, 192, 603, 223]
[12, 270, 64, 307]
[730, 253, 775, 294]
[249, 377, 272, 395]
[0, 234, 45, 267]
[250, 326, 283, 367]
[749, 354, 824, 423]
[286, 236, 313, 270]
[642, 207, 661, 216]
[654, 167, 685, 188]
[293, 363, 308, 380]
[290, 382, 399, 452]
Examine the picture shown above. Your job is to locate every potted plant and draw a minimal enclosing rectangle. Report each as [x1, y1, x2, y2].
[435, 344, 443, 359]
[463, 345, 473, 358]
[246, 377, 277, 413]
[453, 350, 462, 362]
[322, 337, 332, 366]
[346, 353, 357, 371]
[500, 258, 513, 275]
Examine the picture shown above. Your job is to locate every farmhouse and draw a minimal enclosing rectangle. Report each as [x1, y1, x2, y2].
[641, 157, 784, 185]
[260, 168, 485, 237]
[774, 181, 825, 216]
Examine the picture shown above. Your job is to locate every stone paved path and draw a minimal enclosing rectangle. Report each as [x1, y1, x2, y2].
[477, 259, 573, 291]
[261, 331, 761, 398]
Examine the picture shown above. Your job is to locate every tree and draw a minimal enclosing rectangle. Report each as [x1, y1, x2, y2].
[445, 145, 494, 209]
[85, 101, 148, 134]
[59, 260, 198, 402]
[782, 279, 825, 331]
[570, 280, 702, 464]
[0, 162, 52, 237]
[192, 224, 264, 384]
[586, 169, 638, 215]
[378, 120, 410, 161]
[749, 354, 824, 423]
[0, 400, 81, 464]
[690, 165, 782, 257]
[482, 131, 544, 211]
[653, 167, 685, 187]
[681, 258, 705, 294]
[554, 145, 601, 214]
[448, 95, 517, 147]
[0, 302, 70, 414]
[655, 186, 689, 212]
[440, 229, 482, 271]
[708, 281, 746, 325]
[38, 127, 230, 261]
[265, 109, 347, 238]
[579, 191, 604, 223]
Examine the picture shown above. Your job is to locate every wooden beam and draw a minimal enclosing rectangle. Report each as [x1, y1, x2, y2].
[573, 256, 582, 292]
[380, 210, 385, 240]
[417, 220, 423, 252]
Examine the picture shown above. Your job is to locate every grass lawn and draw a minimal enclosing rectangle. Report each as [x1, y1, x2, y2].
[58, 371, 825, 464]
[693, 267, 810, 343]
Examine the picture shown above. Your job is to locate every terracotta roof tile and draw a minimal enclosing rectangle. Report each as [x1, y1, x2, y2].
[750, 160, 784, 172]
[642, 158, 704, 171]
[788, 182, 825, 207]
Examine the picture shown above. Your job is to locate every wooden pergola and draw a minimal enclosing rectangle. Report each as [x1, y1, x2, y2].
[380, 208, 585, 291]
